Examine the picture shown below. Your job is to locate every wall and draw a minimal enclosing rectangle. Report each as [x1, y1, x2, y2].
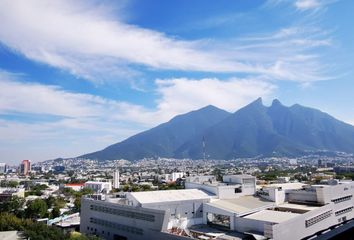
[316, 182, 354, 204]
[142, 199, 207, 220]
[80, 197, 171, 240]
[184, 182, 217, 195]
[258, 188, 286, 204]
[203, 202, 236, 230]
[217, 185, 244, 199]
[271, 201, 354, 240]
[235, 217, 265, 234]
[287, 189, 317, 204]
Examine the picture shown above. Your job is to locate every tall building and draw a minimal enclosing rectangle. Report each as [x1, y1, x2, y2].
[20, 160, 31, 176]
[0, 163, 6, 173]
[113, 170, 120, 189]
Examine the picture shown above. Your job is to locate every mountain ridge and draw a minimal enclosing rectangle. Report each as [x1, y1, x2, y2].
[80, 98, 354, 160]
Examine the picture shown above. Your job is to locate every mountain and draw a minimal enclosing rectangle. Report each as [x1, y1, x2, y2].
[80, 105, 231, 160]
[176, 98, 354, 159]
[80, 98, 354, 160]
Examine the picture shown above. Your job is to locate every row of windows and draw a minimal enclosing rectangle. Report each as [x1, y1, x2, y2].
[331, 195, 352, 204]
[257, 191, 270, 196]
[86, 226, 111, 237]
[335, 206, 353, 216]
[90, 217, 143, 235]
[305, 210, 332, 228]
[90, 204, 155, 222]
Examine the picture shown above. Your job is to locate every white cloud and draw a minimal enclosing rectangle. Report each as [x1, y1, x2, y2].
[0, 0, 242, 80]
[294, 0, 337, 10]
[154, 78, 276, 119]
[0, 0, 333, 83]
[267, 0, 336, 11]
[295, 0, 321, 10]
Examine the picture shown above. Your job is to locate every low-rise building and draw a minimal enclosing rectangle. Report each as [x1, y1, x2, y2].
[80, 175, 354, 240]
[84, 181, 112, 193]
[0, 187, 25, 201]
[63, 183, 85, 192]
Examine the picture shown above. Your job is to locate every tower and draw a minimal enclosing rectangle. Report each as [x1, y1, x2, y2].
[20, 160, 31, 176]
[113, 169, 120, 189]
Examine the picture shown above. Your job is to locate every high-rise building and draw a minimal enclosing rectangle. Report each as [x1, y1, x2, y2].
[0, 163, 6, 173]
[113, 170, 120, 189]
[20, 160, 31, 175]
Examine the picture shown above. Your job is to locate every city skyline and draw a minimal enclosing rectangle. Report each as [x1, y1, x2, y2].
[1, 0, 354, 163]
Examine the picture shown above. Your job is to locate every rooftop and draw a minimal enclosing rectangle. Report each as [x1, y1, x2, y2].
[206, 196, 274, 215]
[64, 183, 84, 186]
[224, 174, 254, 179]
[244, 209, 300, 223]
[128, 189, 214, 204]
[258, 182, 306, 190]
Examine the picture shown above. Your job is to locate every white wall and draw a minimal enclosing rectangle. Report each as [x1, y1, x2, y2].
[185, 182, 217, 195]
[272, 201, 354, 240]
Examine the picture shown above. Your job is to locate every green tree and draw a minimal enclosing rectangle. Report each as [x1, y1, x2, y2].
[74, 197, 81, 212]
[0, 196, 25, 215]
[213, 168, 223, 181]
[25, 199, 48, 219]
[141, 184, 151, 191]
[45, 196, 56, 208]
[51, 206, 61, 218]
[0, 180, 19, 188]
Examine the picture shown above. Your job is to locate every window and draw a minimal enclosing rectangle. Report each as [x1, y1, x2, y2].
[90, 204, 155, 222]
[234, 188, 242, 193]
[331, 195, 352, 204]
[335, 206, 353, 216]
[305, 210, 332, 228]
[90, 217, 143, 235]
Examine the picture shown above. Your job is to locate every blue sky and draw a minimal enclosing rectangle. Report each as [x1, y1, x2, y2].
[0, 0, 353, 164]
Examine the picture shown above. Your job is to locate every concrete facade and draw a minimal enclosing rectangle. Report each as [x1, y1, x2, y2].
[80, 176, 354, 240]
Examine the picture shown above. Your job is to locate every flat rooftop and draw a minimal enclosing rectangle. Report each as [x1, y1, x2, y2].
[128, 189, 214, 204]
[244, 209, 300, 223]
[258, 182, 306, 190]
[224, 174, 254, 179]
[206, 196, 274, 215]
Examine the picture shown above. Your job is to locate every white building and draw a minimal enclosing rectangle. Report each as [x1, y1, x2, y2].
[0, 163, 6, 173]
[0, 187, 25, 199]
[164, 172, 184, 182]
[113, 170, 120, 189]
[63, 183, 85, 192]
[80, 175, 354, 240]
[85, 181, 112, 193]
